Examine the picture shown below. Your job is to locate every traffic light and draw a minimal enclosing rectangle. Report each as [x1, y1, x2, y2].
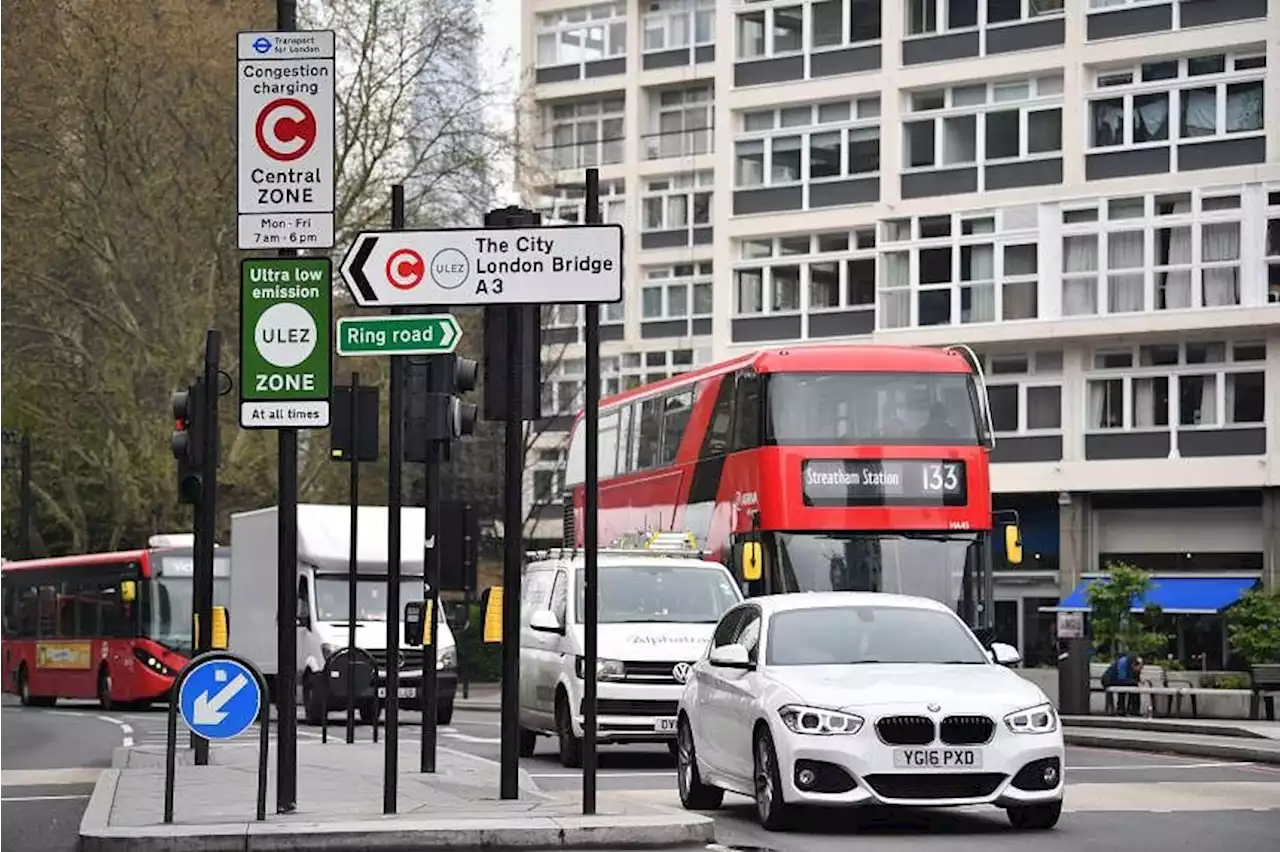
[171, 381, 205, 504]
[448, 356, 479, 440]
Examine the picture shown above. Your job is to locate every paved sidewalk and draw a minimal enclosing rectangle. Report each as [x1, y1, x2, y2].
[455, 683, 501, 711]
[1063, 725, 1280, 765]
[80, 740, 713, 852]
[1063, 715, 1280, 740]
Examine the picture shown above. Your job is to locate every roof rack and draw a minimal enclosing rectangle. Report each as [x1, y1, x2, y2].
[524, 546, 715, 562]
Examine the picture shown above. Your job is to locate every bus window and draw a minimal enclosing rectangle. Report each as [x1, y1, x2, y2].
[699, 376, 735, 459]
[598, 410, 620, 478]
[37, 585, 57, 637]
[660, 391, 694, 465]
[636, 397, 662, 469]
[616, 405, 634, 476]
[732, 371, 762, 450]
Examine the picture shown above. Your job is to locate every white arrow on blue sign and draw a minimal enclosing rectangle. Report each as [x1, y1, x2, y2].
[178, 658, 262, 741]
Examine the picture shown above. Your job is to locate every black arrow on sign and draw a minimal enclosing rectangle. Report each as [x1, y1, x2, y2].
[346, 234, 379, 303]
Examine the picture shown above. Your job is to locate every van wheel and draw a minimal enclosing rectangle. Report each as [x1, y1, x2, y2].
[358, 699, 379, 725]
[556, 692, 582, 768]
[97, 666, 115, 711]
[518, 727, 538, 757]
[436, 699, 454, 726]
[302, 674, 325, 725]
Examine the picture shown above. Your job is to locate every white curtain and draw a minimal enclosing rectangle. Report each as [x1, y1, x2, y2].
[1107, 230, 1145, 312]
[1134, 94, 1169, 143]
[1225, 374, 1236, 425]
[1133, 378, 1154, 428]
[1088, 381, 1107, 429]
[1181, 89, 1216, 137]
[1063, 235, 1098, 315]
[965, 245, 995, 322]
[880, 252, 910, 329]
[1157, 220, 1193, 309]
[1093, 101, 1124, 146]
[1180, 375, 1218, 426]
[1202, 223, 1241, 307]
[1226, 83, 1264, 133]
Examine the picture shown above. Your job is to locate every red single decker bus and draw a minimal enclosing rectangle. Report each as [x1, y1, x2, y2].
[563, 345, 1022, 626]
[1, 542, 229, 707]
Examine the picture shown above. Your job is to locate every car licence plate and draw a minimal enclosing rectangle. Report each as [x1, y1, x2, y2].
[376, 686, 417, 699]
[654, 718, 677, 733]
[893, 748, 982, 769]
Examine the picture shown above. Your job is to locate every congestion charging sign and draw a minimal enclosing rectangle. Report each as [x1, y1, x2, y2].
[236, 30, 335, 250]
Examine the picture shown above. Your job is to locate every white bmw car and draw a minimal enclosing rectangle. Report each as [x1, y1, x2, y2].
[675, 592, 1064, 831]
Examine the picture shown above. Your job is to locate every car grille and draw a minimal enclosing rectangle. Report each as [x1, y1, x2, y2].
[622, 661, 691, 684]
[940, 715, 995, 745]
[864, 773, 1005, 800]
[875, 715, 935, 745]
[366, 649, 426, 671]
[593, 698, 679, 717]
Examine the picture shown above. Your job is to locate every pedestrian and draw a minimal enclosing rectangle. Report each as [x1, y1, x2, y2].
[1101, 652, 1144, 716]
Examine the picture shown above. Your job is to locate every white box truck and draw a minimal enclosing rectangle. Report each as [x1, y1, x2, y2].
[229, 503, 457, 725]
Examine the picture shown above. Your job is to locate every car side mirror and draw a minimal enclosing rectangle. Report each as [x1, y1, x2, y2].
[990, 642, 1022, 667]
[296, 598, 310, 628]
[529, 609, 563, 634]
[709, 643, 752, 670]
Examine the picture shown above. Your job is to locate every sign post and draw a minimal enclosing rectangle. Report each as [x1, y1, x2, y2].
[236, 29, 336, 250]
[239, 258, 333, 429]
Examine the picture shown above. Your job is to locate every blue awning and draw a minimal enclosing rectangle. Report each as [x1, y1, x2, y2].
[1042, 576, 1260, 615]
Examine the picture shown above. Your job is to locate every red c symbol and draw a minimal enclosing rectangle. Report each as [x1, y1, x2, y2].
[386, 249, 425, 290]
[255, 98, 317, 162]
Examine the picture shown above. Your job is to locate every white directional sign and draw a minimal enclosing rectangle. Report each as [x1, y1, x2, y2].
[339, 224, 624, 307]
[236, 30, 336, 250]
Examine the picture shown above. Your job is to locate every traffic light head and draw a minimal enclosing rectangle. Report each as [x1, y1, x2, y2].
[171, 381, 204, 503]
[449, 356, 479, 439]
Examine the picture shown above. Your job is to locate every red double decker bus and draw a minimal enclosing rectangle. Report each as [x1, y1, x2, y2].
[1, 542, 229, 707]
[562, 345, 1021, 625]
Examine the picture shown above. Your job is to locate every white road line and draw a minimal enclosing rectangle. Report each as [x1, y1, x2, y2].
[1, 794, 92, 802]
[529, 771, 677, 778]
[120, 724, 133, 734]
[443, 732, 502, 744]
[1, 768, 102, 786]
[1067, 761, 1255, 772]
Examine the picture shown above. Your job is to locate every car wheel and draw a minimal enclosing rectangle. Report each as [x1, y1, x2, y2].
[97, 666, 115, 711]
[1007, 800, 1063, 830]
[676, 717, 723, 810]
[753, 726, 791, 830]
[518, 727, 538, 758]
[436, 699, 454, 726]
[556, 691, 582, 768]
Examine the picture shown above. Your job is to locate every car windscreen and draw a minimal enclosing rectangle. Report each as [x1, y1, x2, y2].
[575, 564, 741, 624]
[766, 605, 989, 666]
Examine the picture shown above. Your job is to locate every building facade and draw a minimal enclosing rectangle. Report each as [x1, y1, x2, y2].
[517, 0, 1280, 665]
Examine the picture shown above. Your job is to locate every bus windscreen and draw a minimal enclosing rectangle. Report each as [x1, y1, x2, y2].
[764, 371, 980, 445]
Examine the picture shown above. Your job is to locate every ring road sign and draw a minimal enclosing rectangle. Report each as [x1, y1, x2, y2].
[236, 30, 335, 250]
[336, 314, 462, 357]
[339, 224, 623, 307]
[179, 658, 262, 741]
[240, 258, 332, 429]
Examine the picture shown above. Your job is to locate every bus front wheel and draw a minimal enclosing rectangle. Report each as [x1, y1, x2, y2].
[97, 666, 115, 710]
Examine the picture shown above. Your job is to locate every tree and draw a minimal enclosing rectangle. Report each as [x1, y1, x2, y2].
[0, 0, 512, 555]
[1226, 588, 1280, 666]
[1086, 561, 1167, 659]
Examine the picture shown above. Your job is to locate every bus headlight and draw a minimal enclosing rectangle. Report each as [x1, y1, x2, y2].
[132, 647, 173, 677]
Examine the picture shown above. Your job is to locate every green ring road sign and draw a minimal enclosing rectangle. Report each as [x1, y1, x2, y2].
[239, 258, 333, 429]
[335, 314, 462, 357]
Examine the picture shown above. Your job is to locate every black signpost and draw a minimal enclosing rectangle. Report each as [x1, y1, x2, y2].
[581, 169, 601, 816]
[384, 184, 407, 814]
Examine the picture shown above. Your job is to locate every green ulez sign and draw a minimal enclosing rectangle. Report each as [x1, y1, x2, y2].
[335, 314, 462, 357]
[239, 257, 332, 429]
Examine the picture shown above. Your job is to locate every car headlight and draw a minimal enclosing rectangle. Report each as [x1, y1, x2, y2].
[438, 647, 457, 670]
[778, 704, 864, 736]
[575, 656, 625, 681]
[1004, 703, 1058, 734]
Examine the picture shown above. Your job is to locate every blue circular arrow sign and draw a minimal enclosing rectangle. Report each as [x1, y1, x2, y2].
[178, 658, 262, 741]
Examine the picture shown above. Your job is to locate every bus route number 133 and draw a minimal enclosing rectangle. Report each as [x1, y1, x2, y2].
[921, 463, 960, 493]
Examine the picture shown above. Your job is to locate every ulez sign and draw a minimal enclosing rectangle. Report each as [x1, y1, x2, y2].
[239, 258, 332, 428]
[335, 314, 461, 357]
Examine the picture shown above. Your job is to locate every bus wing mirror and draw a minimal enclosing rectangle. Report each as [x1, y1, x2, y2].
[120, 580, 137, 603]
[481, 586, 503, 644]
[1005, 525, 1023, 566]
[741, 541, 763, 582]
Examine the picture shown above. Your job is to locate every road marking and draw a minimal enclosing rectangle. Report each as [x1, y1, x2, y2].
[529, 771, 677, 779]
[1, 794, 92, 802]
[1067, 761, 1256, 772]
[443, 732, 502, 744]
[1, 768, 102, 786]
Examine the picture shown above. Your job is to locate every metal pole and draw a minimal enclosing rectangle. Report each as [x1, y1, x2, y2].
[275, 0, 300, 813]
[347, 373, 360, 744]
[500, 308, 523, 800]
[384, 184, 406, 814]
[581, 168, 601, 816]
[17, 434, 32, 559]
[421, 353, 442, 772]
[194, 331, 220, 767]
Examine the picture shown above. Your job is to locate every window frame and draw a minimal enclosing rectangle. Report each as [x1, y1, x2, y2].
[980, 351, 1064, 436]
[736, 3, 806, 61]
[543, 97, 627, 172]
[642, 0, 716, 54]
[535, 2, 629, 70]
[732, 231, 878, 323]
[641, 171, 713, 233]
[642, 262, 714, 322]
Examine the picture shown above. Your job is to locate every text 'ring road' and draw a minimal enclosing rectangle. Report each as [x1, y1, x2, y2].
[386, 248, 425, 290]
[255, 98, 317, 162]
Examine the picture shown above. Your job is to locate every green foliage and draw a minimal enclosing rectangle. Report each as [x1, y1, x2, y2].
[1087, 561, 1168, 659]
[1226, 588, 1280, 666]
[455, 602, 502, 682]
[1202, 673, 1252, 690]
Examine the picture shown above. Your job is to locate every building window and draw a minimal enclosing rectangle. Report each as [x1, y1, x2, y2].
[737, 4, 804, 60]
[641, 171, 712, 234]
[536, 3, 628, 68]
[1060, 189, 1244, 316]
[646, 85, 714, 160]
[876, 206, 1040, 329]
[543, 97, 626, 172]
[904, 76, 1062, 178]
[987, 0, 1065, 25]
[811, 0, 883, 48]
[1089, 52, 1266, 152]
[905, 0, 977, 37]
[642, 263, 714, 322]
[1266, 188, 1280, 304]
[982, 352, 1063, 435]
[735, 96, 880, 199]
[1085, 341, 1266, 432]
[734, 230, 877, 324]
[538, 180, 626, 226]
[643, 0, 715, 52]
[604, 349, 710, 394]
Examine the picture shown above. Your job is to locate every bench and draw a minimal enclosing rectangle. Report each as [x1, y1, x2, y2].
[1249, 663, 1280, 722]
[1089, 663, 1190, 717]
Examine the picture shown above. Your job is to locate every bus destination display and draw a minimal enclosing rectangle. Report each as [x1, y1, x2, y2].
[802, 459, 968, 507]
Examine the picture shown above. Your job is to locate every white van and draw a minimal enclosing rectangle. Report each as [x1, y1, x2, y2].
[517, 548, 743, 766]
